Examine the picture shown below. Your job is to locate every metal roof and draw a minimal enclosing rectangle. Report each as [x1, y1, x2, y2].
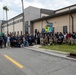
[40, 9, 55, 15]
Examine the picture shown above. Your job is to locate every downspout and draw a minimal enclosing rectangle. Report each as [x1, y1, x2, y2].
[69, 7, 74, 33]
[1, 22, 2, 33]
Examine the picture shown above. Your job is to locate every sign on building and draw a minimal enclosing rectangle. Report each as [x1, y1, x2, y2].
[42, 23, 53, 33]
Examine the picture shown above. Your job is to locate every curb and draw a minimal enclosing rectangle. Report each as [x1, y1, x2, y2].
[25, 47, 76, 61]
[26, 46, 69, 55]
[39, 48, 69, 55]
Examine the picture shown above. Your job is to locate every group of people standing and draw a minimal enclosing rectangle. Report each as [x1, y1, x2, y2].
[0, 31, 76, 48]
[0, 32, 41, 48]
[40, 32, 76, 45]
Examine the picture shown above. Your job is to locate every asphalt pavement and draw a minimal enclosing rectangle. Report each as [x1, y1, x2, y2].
[0, 47, 76, 75]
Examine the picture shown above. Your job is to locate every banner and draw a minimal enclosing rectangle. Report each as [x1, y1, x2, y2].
[45, 23, 53, 32]
[42, 23, 53, 33]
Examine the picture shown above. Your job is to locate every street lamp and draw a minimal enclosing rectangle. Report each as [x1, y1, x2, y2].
[21, 0, 25, 35]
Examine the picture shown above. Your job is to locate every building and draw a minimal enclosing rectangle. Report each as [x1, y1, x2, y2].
[1, 4, 76, 35]
[24, 6, 54, 34]
[2, 13, 23, 35]
[1, 6, 54, 35]
[31, 4, 76, 34]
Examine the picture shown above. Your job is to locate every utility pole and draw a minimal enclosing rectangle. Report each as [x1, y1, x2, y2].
[21, 0, 25, 35]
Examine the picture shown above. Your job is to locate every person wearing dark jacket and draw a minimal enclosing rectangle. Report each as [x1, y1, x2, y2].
[37, 34, 40, 44]
[3, 35, 7, 48]
[0, 36, 3, 48]
[28, 34, 32, 46]
[10, 35, 14, 47]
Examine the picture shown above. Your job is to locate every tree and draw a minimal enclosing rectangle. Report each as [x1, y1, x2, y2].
[3, 6, 9, 35]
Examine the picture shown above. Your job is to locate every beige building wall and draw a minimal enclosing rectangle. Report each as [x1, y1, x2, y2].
[2, 24, 13, 35]
[33, 15, 69, 34]
[14, 22, 23, 35]
[14, 16, 23, 35]
[33, 21, 42, 34]
[2, 25, 7, 35]
[2, 16, 23, 35]
[8, 25, 13, 33]
[8, 20, 13, 33]
[3, 22, 23, 35]
[48, 15, 69, 33]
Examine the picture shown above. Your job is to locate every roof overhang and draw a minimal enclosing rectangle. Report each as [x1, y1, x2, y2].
[31, 9, 76, 23]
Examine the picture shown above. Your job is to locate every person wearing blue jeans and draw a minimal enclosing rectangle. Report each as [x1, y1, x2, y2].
[24, 40, 29, 46]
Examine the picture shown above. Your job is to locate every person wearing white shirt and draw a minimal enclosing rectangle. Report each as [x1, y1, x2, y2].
[7, 34, 10, 47]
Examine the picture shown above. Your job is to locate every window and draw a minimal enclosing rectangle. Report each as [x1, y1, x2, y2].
[63, 26, 67, 33]
[17, 31, 19, 35]
[21, 31, 22, 35]
[25, 21, 28, 34]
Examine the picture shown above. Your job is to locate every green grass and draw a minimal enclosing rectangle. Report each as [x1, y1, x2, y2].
[40, 44, 76, 53]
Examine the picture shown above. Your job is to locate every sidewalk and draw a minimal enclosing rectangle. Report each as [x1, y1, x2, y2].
[25, 45, 76, 61]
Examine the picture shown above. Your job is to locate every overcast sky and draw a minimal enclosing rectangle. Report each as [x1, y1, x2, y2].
[0, 0, 76, 20]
